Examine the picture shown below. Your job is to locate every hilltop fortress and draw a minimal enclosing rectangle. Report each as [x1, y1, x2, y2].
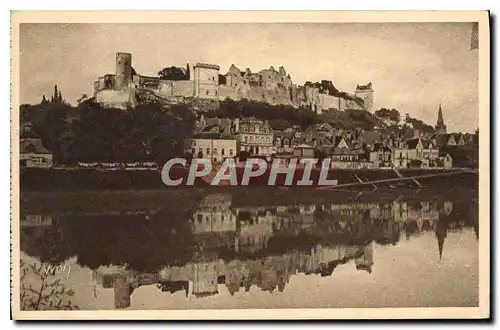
[93, 52, 374, 113]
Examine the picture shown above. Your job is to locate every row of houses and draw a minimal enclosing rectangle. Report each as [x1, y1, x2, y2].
[187, 116, 477, 169]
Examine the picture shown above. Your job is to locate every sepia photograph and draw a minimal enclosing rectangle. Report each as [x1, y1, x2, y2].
[10, 11, 490, 320]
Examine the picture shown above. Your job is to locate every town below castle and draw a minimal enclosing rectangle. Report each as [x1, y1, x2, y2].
[19, 52, 478, 173]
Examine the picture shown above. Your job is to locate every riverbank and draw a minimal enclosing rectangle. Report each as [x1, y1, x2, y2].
[19, 167, 478, 191]
[20, 185, 478, 216]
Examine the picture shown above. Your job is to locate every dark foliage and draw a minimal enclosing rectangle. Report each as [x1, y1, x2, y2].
[20, 101, 195, 164]
[374, 108, 401, 123]
[210, 98, 318, 130]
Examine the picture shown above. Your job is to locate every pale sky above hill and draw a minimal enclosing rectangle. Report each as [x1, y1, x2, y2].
[19, 22, 479, 132]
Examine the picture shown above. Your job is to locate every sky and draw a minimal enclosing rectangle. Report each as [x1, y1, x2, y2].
[19, 22, 479, 132]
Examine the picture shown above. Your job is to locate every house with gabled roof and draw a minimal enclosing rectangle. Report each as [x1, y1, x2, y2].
[433, 133, 457, 148]
[20, 137, 53, 168]
[189, 117, 240, 162]
[274, 129, 301, 154]
[369, 143, 392, 168]
[392, 137, 440, 168]
[453, 133, 466, 146]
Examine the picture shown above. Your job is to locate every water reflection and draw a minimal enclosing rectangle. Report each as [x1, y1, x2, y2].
[20, 190, 479, 310]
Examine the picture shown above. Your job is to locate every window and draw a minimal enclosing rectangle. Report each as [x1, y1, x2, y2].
[229, 148, 234, 156]
[206, 148, 210, 155]
[25, 144, 36, 153]
[221, 148, 225, 156]
[192, 140, 196, 146]
[191, 148, 196, 155]
[243, 127, 248, 133]
[213, 148, 218, 155]
[199, 147, 203, 154]
[244, 136, 248, 143]
[206, 90, 209, 95]
[379, 154, 382, 161]
[250, 127, 255, 133]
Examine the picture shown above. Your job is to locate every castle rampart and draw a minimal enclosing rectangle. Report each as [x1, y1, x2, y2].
[93, 52, 374, 112]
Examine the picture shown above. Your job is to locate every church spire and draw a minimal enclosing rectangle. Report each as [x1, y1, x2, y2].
[435, 104, 447, 134]
[437, 104, 444, 125]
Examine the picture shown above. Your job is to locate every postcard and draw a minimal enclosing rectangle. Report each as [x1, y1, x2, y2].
[11, 10, 490, 320]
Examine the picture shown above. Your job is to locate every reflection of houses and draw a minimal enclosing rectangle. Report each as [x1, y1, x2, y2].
[158, 281, 189, 296]
[20, 214, 52, 227]
[193, 258, 219, 297]
[20, 138, 53, 168]
[393, 200, 443, 239]
[91, 265, 135, 309]
[435, 219, 448, 260]
[191, 194, 237, 234]
[87, 197, 464, 307]
[236, 209, 275, 253]
[355, 243, 374, 273]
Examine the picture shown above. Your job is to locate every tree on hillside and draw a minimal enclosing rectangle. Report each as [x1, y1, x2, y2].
[374, 108, 401, 123]
[404, 116, 434, 134]
[158, 67, 188, 80]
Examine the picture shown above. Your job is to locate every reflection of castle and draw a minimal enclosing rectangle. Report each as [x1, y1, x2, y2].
[54, 196, 469, 308]
[93, 52, 373, 113]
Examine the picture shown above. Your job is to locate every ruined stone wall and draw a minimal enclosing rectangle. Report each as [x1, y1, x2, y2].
[245, 87, 293, 106]
[318, 94, 345, 112]
[345, 99, 365, 111]
[355, 90, 373, 112]
[95, 85, 136, 110]
[157, 80, 194, 98]
[218, 85, 242, 101]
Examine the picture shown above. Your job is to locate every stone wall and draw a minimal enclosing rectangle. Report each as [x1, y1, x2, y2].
[157, 80, 194, 98]
[246, 87, 294, 106]
[218, 85, 242, 101]
[95, 88, 135, 110]
[318, 94, 345, 113]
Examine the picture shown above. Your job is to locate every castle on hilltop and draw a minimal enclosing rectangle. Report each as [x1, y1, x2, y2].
[93, 52, 374, 113]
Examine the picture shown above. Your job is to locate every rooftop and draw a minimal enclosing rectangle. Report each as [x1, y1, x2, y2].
[195, 63, 220, 70]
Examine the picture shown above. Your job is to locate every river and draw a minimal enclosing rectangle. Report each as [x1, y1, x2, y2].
[18, 187, 479, 310]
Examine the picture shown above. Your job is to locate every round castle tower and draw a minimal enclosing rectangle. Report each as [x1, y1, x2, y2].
[115, 52, 132, 90]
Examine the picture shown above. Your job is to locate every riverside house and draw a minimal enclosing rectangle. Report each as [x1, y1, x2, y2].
[392, 138, 439, 168]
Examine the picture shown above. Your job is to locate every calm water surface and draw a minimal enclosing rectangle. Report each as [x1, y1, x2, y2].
[19, 188, 479, 310]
